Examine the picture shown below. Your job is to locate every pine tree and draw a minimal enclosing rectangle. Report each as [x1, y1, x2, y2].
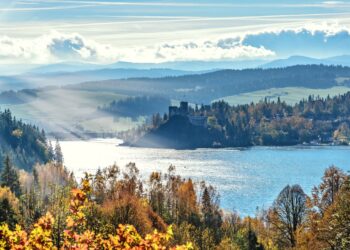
[54, 139, 63, 165]
[0, 187, 19, 229]
[48, 141, 55, 161]
[201, 185, 222, 240]
[201, 186, 212, 227]
[94, 168, 105, 204]
[0, 198, 18, 229]
[0, 156, 21, 197]
[33, 167, 40, 190]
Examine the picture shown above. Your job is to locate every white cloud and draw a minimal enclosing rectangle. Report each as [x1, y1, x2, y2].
[240, 23, 350, 58]
[0, 30, 275, 64]
[4, 23, 350, 65]
[323, 1, 344, 5]
[120, 40, 275, 63]
[0, 31, 115, 64]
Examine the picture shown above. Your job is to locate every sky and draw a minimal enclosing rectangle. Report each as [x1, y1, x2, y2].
[2, 0, 350, 64]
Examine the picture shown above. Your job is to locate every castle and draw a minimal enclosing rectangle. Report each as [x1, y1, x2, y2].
[168, 101, 208, 127]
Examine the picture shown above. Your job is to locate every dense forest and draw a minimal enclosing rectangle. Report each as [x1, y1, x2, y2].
[0, 109, 52, 170]
[99, 96, 170, 119]
[0, 156, 349, 249]
[69, 65, 350, 103]
[0, 89, 38, 105]
[130, 92, 350, 149]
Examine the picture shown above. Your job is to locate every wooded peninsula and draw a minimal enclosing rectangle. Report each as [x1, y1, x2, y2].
[125, 92, 350, 149]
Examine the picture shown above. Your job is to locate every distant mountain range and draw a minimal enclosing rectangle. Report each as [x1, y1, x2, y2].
[5, 64, 350, 105]
[2, 55, 350, 93]
[68, 65, 350, 104]
[0, 68, 201, 91]
[29, 60, 267, 74]
[261, 55, 350, 68]
[28, 55, 350, 74]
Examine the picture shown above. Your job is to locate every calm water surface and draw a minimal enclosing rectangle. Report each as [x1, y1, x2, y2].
[60, 139, 350, 216]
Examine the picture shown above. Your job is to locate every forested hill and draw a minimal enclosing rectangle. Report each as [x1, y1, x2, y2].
[130, 91, 350, 149]
[99, 96, 170, 119]
[0, 109, 51, 170]
[70, 65, 350, 103]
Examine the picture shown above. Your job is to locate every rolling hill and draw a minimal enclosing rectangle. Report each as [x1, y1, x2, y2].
[0, 68, 199, 92]
[262, 55, 350, 68]
[214, 86, 350, 105]
[3, 64, 350, 138]
[68, 65, 350, 103]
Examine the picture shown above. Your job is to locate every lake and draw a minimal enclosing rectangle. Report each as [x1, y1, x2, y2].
[60, 139, 350, 216]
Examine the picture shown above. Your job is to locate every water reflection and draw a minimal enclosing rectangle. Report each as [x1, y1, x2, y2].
[60, 139, 350, 216]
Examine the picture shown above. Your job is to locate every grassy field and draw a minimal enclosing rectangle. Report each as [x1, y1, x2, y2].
[214, 86, 350, 105]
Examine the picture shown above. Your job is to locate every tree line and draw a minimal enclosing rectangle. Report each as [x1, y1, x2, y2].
[68, 65, 350, 103]
[0, 109, 53, 170]
[99, 96, 170, 120]
[130, 91, 350, 149]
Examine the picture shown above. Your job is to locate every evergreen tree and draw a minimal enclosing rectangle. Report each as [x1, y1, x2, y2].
[54, 139, 64, 165]
[94, 168, 106, 204]
[33, 167, 40, 190]
[0, 198, 18, 229]
[48, 141, 55, 162]
[201, 187, 211, 226]
[0, 156, 21, 197]
[201, 185, 222, 232]
[152, 113, 162, 128]
[0, 187, 19, 230]
[247, 218, 263, 250]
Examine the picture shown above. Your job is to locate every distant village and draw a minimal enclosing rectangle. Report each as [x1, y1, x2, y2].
[168, 101, 209, 127]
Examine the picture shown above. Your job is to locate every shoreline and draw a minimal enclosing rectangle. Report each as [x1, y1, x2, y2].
[56, 137, 349, 150]
[122, 140, 349, 150]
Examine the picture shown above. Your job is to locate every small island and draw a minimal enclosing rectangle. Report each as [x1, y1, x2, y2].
[124, 92, 350, 149]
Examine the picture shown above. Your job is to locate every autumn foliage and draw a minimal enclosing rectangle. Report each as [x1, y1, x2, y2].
[1, 160, 350, 249]
[0, 178, 192, 249]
